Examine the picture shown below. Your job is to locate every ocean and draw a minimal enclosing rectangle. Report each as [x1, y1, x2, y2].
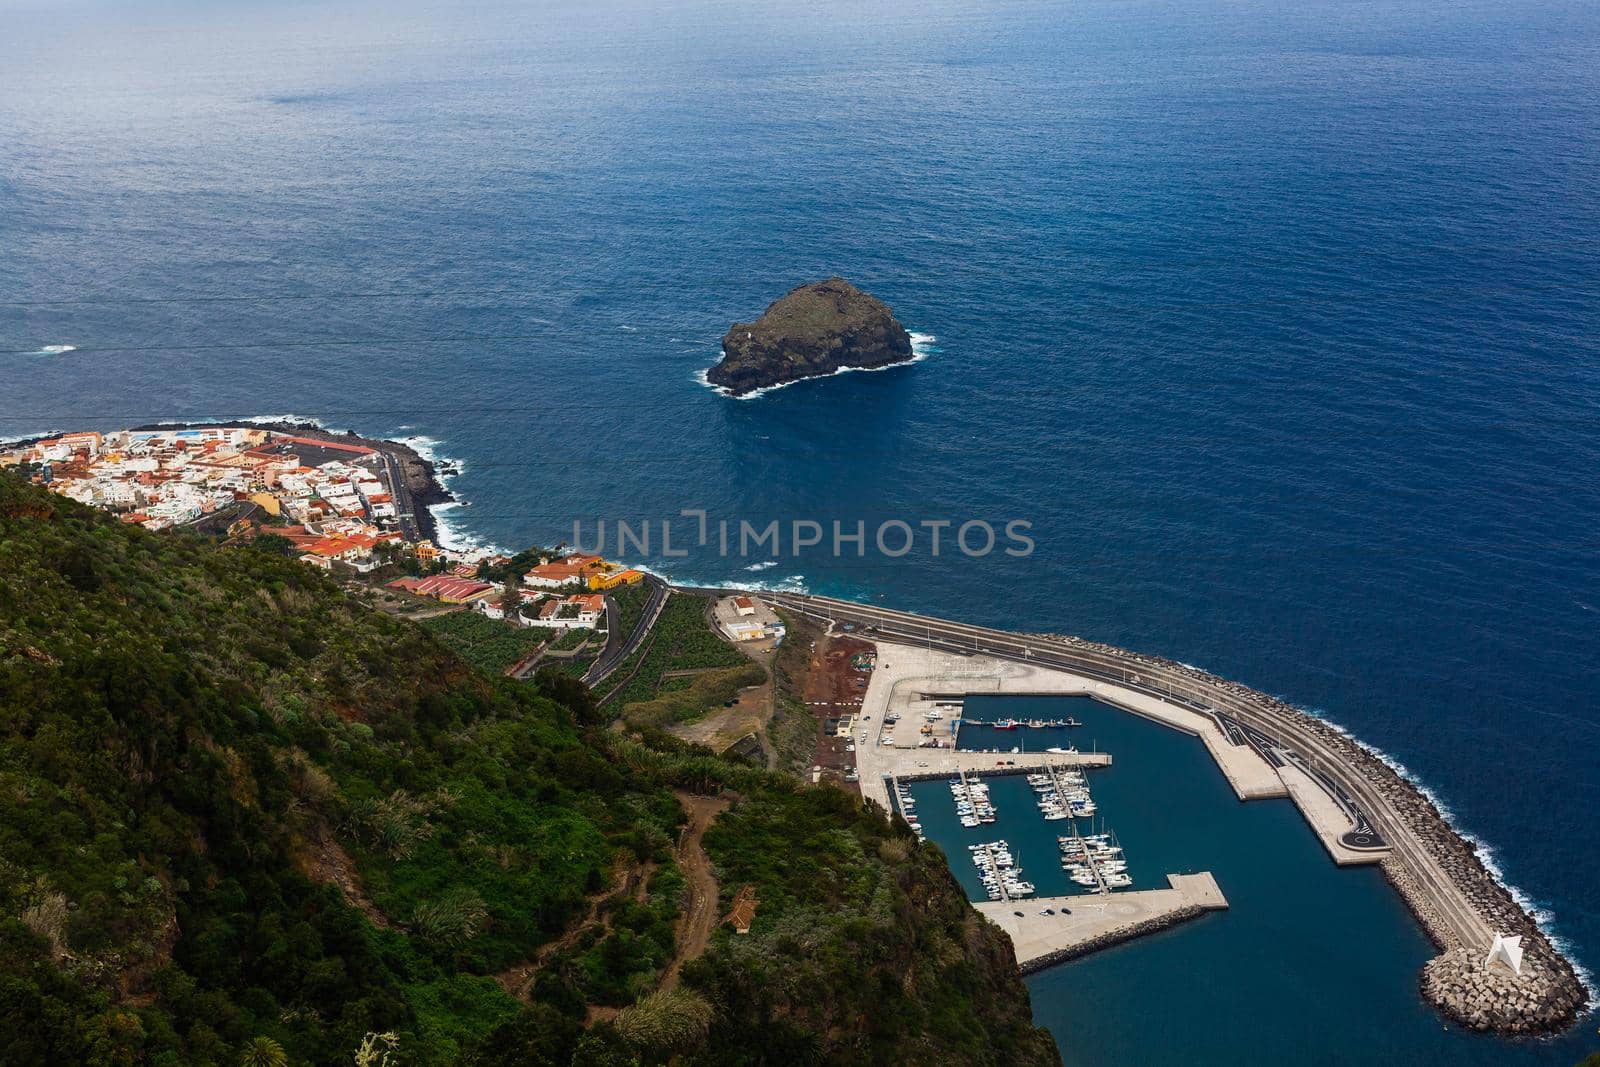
[3, 0, 1597, 1061]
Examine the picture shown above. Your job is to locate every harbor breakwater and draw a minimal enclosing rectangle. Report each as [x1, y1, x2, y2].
[1016, 906, 1208, 975]
[1029, 630, 1588, 1035]
[770, 592, 1588, 1035]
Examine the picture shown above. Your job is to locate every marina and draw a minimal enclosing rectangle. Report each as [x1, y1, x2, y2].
[951, 769, 997, 827]
[780, 594, 1589, 1044]
[970, 840, 1036, 901]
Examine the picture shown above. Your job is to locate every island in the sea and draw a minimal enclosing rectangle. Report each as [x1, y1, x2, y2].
[706, 276, 915, 396]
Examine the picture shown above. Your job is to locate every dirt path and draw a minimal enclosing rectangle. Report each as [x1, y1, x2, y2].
[494, 852, 639, 1001]
[659, 790, 729, 992]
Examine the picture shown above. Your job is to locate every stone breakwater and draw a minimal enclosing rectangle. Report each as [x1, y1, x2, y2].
[767, 592, 1589, 1034]
[1033, 629, 1589, 1035]
[1015, 907, 1206, 975]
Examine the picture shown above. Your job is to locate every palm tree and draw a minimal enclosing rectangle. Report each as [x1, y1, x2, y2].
[239, 1036, 288, 1067]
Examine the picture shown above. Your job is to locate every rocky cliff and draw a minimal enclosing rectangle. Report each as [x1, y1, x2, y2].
[707, 277, 914, 396]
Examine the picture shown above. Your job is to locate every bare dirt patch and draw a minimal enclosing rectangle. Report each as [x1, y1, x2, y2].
[295, 822, 392, 929]
[801, 633, 876, 787]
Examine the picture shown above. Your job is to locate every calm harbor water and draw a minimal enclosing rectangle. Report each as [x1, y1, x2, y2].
[4, 0, 1597, 1061]
[932, 697, 1582, 1066]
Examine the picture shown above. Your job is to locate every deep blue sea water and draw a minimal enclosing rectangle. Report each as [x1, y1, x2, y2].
[3, 0, 1597, 1061]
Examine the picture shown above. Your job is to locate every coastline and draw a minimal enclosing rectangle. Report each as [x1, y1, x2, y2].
[697, 331, 937, 400]
[765, 591, 1590, 1037]
[1085, 640, 1591, 1034]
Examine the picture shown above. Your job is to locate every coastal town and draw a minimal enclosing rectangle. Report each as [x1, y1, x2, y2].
[1, 425, 440, 568]
[0, 425, 671, 651]
[2, 423, 1587, 1041]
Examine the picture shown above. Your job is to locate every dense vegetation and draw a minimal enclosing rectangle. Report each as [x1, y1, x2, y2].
[420, 611, 554, 675]
[609, 581, 651, 649]
[0, 475, 1059, 1066]
[766, 609, 824, 772]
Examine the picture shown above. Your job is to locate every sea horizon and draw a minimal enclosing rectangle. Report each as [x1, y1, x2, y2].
[5, 0, 1598, 1062]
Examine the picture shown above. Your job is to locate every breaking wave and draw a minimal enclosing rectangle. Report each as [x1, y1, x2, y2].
[697, 330, 937, 400]
[389, 434, 510, 556]
[1303, 706, 1593, 998]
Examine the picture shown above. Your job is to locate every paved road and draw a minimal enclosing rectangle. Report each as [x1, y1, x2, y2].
[371, 446, 423, 542]
[766, 591, 1491, 952]
[584, 574, 669, 686]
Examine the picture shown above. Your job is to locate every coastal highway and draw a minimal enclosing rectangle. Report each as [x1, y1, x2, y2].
[585, 574, 669, 686]
[370, 446, 423, 542]
[766, 591, 1495, 954]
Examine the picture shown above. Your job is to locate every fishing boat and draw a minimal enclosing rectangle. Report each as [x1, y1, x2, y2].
[991, 719, 1019, 730]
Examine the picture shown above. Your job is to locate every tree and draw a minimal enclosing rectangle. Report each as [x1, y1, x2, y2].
[354, 1032, 399, 1067]
[239, 1036, 287, 1067]
[251, 533, 295, 557]
[535, 668, 601, 725]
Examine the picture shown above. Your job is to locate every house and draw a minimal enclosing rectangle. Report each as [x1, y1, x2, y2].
[723, 886, 759, 935]
[523, 554, 608, 589]
[567, 593, 605, 623]
[387, 575, 496, 604]
[732, 596, 757, 617]
[303, 533, 385, 571]
[521, 592, 606, 629]
[248, 492, 282, 516]
[587, 566, 647, 591]
[725, 620, 767, 642]
[476, 599, 506, 621]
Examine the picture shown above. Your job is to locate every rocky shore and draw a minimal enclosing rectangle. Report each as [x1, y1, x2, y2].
[707, 277, 914, 396]
[1031, 629, 1590, 1035]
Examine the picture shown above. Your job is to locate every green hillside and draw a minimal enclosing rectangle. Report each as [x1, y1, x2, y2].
[0, 474, 1060, 1067]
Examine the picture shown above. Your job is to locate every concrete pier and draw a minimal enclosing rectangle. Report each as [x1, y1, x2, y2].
[976, 872, 1228, 972]
[767, 591, 1589, 1035]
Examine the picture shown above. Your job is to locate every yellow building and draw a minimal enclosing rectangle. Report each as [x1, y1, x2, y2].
[587, 566, 646, 590]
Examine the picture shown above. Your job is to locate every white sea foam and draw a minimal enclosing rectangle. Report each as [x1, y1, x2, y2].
[744, 560, 778, 572]
[651, 563, 809, 595]
[386, 434, 513, 556]
[0, 430, 60, 446]
[390, 434, 447, 466]
[1300, 705, 1594, 997]
[732, 573, 809, 594]
[142, 414, 356, 436]
[697, 331, 937, 400]
[237, 413, 329, 429]
[425, 500, 508, 555]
